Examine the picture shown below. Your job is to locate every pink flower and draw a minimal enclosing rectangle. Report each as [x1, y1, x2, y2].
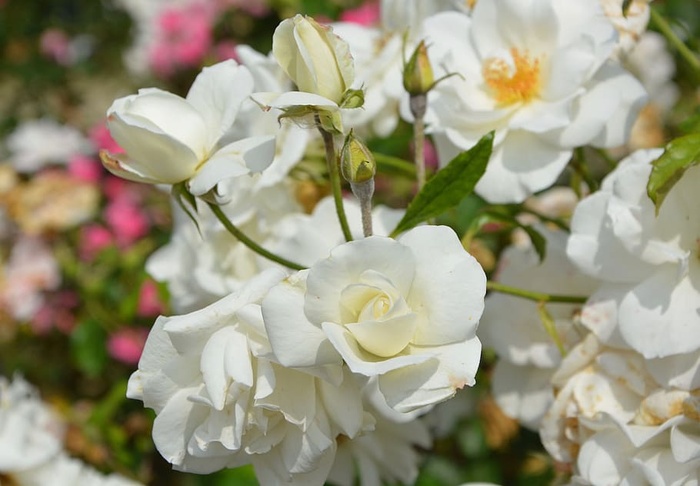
[148, 3, 215, 77]
[215, 40, 239, 62]
[30, 291, 78, 335]
[339, 0, 380, 26]
[107, 328, 149, 365]
[89, 121, 122, 154]
[68, 154, 102, 183]
[79, 224, 114, 261]
[104, 198, 150, 247]
[137, 279, 165, 317]
[40, 28, 71, 65]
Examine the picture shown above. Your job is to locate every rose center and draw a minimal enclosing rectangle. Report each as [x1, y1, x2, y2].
[482, 48, 541, 106]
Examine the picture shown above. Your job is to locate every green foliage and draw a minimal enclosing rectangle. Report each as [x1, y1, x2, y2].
[71, 319, 108, 377]
[647, 133, 700, 213]
[391, 132, 494, 237]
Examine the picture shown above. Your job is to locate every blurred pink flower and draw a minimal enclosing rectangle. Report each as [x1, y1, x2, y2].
[30, 291, 79, 335]
[79, 224, 114, 261]
[107, 328, 149, 365]
[149, 2, 215, 77]
[104, 198, 150, 247]
[137, 279, 165, 317]
[39, 28, 71, 65]
[0, 236, 61, 321]
[68, 154, 102, 183]
[339, 1, 380, 25]
[89, 121, 122, 154]
[215, 40, 239, 62]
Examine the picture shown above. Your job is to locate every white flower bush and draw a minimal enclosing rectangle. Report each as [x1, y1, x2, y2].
[100, 60, 275, 197]
[262, 225, 486, 413]
[88, 4, 700, 485]
[423, 0, 647, 203]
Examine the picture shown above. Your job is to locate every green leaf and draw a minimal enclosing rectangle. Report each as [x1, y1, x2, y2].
[647, 133, 700, 214]
[71, 319, 108, 377]
[390, 131, 493, 237]
[466, 210, 548, 262]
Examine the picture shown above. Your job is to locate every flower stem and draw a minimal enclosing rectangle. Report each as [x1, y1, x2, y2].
[374, 152, 416, 177]
[650, 8, 700, 76]
[486, 281, 588, 304]
[316, 117, 353, 242]
[206, 202, 306, 271]
[410, 94, 428, 191]
[351, 180, 374, 237]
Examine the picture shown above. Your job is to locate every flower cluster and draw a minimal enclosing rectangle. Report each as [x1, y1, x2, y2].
[6, 0, 700, 483]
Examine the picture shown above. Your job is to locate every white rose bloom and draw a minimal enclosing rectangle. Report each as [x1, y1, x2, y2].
[128, 269, 367, 480]
[540, 333, 658, 463]
[423, 0, 647, 203]
[252, 15, 357, 127]
[101, 60, 275, 197]
[0, 376, 64, 474]
[567, 148, 700, 358]
[480, 226, 598, 429]
[262, 225, 486, 413]
[273, 15, 353, 105]
[574, 413, 700, 486]
[6, 118, 92, 173]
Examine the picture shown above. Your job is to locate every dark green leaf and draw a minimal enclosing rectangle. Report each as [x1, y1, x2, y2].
[647, 133, 700, 214]
[467, 210, 548, 262]
[391, 132, 493, 236]
[71, 319, 108, 377]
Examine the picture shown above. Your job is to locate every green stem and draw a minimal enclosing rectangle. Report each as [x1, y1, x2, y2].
[571, 148, 599, 192]
[374, 153, 416, 177]
[207, 202, 306, 271]
[410, 94, 428, 191]
[650, 8, 700, 76]
[486, 281, 588, 304]
[519, 208, 570, 232]
[317, 117, 353, 242]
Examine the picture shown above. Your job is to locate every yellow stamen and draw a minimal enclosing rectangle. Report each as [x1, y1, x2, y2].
[482, 48, 542, 106]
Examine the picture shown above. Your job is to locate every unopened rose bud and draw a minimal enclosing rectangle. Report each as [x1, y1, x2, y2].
[340, 130, 376, 184]
[273, 15, 354, 104]
[403, 41, 434, 96]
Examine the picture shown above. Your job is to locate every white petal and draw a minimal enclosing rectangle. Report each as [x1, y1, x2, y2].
[399, 225, 486, 345]
[187, 135, 276, 196]
[262, 271, 343, 372]
[619, 269, 700, 358]
[186, 60, 254, 147]
[378, 338, 482, 413]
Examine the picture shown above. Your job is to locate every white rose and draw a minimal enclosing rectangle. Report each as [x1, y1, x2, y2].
[128, 269, 367, 480]
[574, 413, 700, 485]
[0, 376, 64, 473]
[102, 60, 275, 197]
[262, 225, 486, 413]
[422, 0, 647, 203]
[273, 15, 354, 104]
[567, 148, 700, 358]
